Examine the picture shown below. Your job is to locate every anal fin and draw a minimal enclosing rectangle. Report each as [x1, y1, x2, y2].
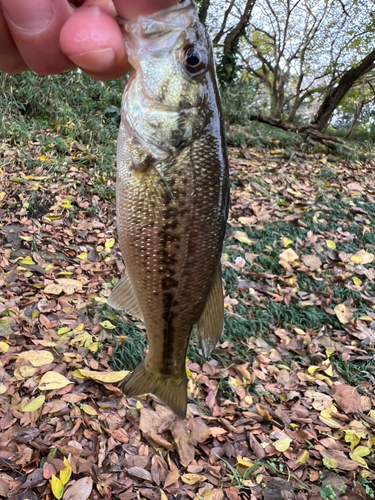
[107, 269, 143, 320]
[196, 268, 224, 357]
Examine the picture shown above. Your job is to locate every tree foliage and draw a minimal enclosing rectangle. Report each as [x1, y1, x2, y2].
[201, 0, 375, 134]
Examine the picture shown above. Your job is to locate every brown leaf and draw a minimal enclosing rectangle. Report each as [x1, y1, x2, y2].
[63, 477, 93, 500]
[301, 254, 322, 270]
[164, 470, 179, 488]
[332, 384, 361, 413]
[126, 467, 152, 482]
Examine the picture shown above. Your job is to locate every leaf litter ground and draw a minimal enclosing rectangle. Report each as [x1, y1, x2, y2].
[1, 136, 375, 500]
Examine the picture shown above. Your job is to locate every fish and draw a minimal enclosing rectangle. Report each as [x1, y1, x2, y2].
[108, 0, 229, 418]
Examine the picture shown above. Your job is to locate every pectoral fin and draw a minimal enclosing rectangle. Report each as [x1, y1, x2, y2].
[107, 269, 143, 320]
[196, 268, 224, 357]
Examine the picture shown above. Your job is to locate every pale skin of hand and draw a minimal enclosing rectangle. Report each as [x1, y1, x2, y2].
[0, 0, 179, 79]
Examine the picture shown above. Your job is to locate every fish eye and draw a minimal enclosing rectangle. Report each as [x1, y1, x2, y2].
[182, 44, 206, 75]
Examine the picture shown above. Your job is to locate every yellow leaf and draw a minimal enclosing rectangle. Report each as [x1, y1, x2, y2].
[181, 474, 206, 485]
[58, 327, 71, 335]
[51, 475, 64, 499]
[135, 400, 143, 410]
[244, 395, 253, 405]
[324, 365, 333, 377]
[61, 199, 73, 209]
[39, 155, 46, 161]
[353, 276, 362, 285]
[72, 369, 86, 379]
[60, 458, 72, 485]
[75, 323, 85, 331]
[160, 490, 168, 500]
[321, 403, 337, 418]
[100, 320, 116, 330]
[345, 433, 360, 450]
[105, 238, 116, 251]
[232, 231, 252, 245]
[351, 250, 374, 265]
[88, 342, 100, 353]
[274, 437, 291, 452]
[359, 316, 372, 322]
[39, 372, 71, 391]
[307, 365, 319, 375]
[325, 348, 334, 358]
[350, 445, 370, 468]
[94, 297, 107, 304]
[22, 395, 45, 413]
[281, 237, 293, 248]
[229, 376, 243, 387]
[78, 252, 88, 260]
[323, 457, 338, 469]
[326, 240, 336, 250]
[82, 404, 97, 416]
[18, 366, 38, 379]
[75, 369, 129, 384]
[319, 416, 342, 428]
[19, 256, 35, 266]
[56, 271, 73, 277]
[296, 450, 309, 464]
[237, 456, 254, 467]
[32, 309, 39, 320]
[0, 342, 9, 353]
[18, 350, 54, 367]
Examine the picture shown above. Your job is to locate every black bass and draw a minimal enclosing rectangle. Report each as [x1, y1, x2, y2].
[108, 0, 229, 418]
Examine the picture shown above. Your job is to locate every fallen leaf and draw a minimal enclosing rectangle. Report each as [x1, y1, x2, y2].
[232, 231, 252, 245]
[39, 372, 71, 391]
[18, 350, 54, 367]
[326, 239, 336, 250]
[164, 470, 179, 488]
[74, 369, 129, 384]
[302, 254, 322, 270]
[332, 384, 361, 413]
[279, 248, 298, 263]
[181, 474, 206, 485]
[51, 475, 64, 500]
[63, 477, 93, 500]
[334, 304, 354, 324]
[273, 437, 291, 452]
[22, 395, 45, 413]
[60, 458, 72, 486]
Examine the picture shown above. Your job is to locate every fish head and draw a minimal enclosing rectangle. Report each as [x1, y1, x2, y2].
[122, 0, 214, 159]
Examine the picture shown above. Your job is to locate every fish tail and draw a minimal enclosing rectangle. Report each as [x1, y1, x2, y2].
[121, 362, 187, 419]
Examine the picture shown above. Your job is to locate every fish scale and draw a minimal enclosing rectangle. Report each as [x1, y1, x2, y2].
[108, 0, 229, 418]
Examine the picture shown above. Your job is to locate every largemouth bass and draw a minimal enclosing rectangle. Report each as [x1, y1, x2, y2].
[108, 0, 229, 418]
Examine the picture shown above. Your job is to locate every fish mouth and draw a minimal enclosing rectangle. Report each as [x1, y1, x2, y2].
[123, 0, 196, 39]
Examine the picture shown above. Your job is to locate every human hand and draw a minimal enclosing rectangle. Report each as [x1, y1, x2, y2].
[0, 0, 178, 79]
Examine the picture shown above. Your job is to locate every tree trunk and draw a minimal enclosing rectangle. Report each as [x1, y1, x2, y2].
[198, 0, 210, 25]
[248, 113, 349, 146]
[345, 76, 366, 139]
[312, 48, 375, 131]
[216, 0, 256, 84]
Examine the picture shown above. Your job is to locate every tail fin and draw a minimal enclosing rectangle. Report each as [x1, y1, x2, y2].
[121, 362, 187, 419]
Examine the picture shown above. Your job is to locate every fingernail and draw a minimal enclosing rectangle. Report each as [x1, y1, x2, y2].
[1, 0, 54, 32]
[69, 48, 116, 72]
